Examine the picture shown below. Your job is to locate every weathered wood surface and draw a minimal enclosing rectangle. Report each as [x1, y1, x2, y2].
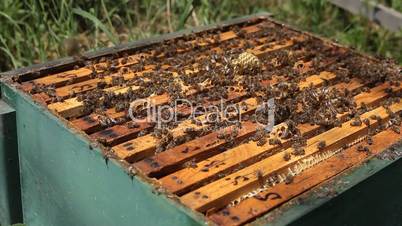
[330, 0, 402, 32]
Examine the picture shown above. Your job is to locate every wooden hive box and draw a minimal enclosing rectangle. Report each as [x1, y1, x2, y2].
[1, 13, 401, 226]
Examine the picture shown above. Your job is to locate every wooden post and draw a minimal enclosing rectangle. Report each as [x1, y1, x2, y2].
[329, 0, 402, 32]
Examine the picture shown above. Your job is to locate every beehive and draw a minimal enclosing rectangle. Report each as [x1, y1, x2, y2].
[1, 13, 401, 226]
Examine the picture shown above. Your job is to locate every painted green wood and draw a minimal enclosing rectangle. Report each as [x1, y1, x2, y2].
[251, 153, 402, 226]
[0, 99, 22, 226]
[0, 83, 206, 226]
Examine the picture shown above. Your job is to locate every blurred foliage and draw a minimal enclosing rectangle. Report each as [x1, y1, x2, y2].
[0, 0, 401, 71]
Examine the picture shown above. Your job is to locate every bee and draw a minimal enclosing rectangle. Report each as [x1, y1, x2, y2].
[181, 147, 189, 154]
[391, 125, 400, 134]
[386, 106, 396, 117]
[257, 137, 267, 146]
[120, 56, 128, 65]
[99, 56, 107, 63]
[292, 147, 305, 156]
[146, 158, 160, 169]
[357, 145, 370, 153]
[269, 137, 282, 145]
[221, 208, 230, 216]
[236, 29, 247, 38]
[96, 138, 108, 146]
[183, 158, 197, 169]
[138, 130, 148, 137]
[184, 127, 197, 135]
[115, 102, 127, 112]
[372, 115, 382, 122]
[385, 87, 393, 94]
[200, 166, 210, 172]
[283, 152, 291, 161]
[230, 127, 239, 138]
[317, 140, 326, 150]
[191, 118, 202, 126]
[231, 216, 240, 222]
[362, 118, 370, 127]
[255, 170, 264, 188]
[217, 131, 226, 140]
[285, 174, 294, 184]
[366, 135, 373, 145]
[333, 119, 342, 128]
[12, 75, 20, 82]
[359, 102, 368, 113]
[350, 117, 362, 127]
[175, 178, 183, 185]
[111, 76, 125, 86]
[120, 67, 130, 74]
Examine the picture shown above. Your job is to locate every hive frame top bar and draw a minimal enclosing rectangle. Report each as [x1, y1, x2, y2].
[0, 12, 273, 81]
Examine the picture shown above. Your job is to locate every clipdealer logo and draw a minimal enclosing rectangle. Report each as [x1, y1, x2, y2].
[128, 97, 275, 132]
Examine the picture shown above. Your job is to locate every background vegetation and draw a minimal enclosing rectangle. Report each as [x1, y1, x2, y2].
[0, 0, 401, 72]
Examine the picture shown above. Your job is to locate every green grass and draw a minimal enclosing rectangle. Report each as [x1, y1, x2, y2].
[0, 0, 401, 72]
